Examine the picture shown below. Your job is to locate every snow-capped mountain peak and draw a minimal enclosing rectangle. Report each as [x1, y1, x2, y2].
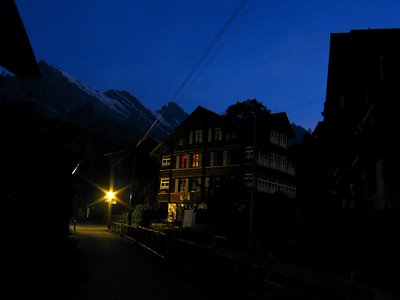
[57, 68, 130, 118]
[1, 61, 188, 146]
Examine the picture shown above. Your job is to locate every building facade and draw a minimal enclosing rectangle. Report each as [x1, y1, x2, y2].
[320, 28, 400, 211]
[151, 106, 296, 227]
[302, 29, 400, 289]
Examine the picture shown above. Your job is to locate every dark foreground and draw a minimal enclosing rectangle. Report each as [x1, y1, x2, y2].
[6, 222, 254, 300]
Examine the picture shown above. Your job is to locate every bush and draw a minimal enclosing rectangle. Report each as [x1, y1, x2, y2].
[132, 204, 151, 227]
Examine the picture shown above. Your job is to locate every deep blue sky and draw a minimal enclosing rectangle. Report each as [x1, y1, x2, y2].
[10, 0, 400, 130]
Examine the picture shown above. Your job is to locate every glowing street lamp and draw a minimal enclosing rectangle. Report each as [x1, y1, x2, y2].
[106, 191, 115, 202]
[106, 190, 116, 229]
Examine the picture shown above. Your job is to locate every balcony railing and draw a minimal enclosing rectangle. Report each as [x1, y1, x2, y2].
[157, 191, 191, 202]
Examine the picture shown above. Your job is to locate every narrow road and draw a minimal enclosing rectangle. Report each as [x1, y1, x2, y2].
[48, 222, 216, 300]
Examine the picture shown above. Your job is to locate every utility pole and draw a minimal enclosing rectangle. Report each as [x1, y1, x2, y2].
[249, 113, 257, 253]
[128, 189, 133, 226]
[128, 151, 136, 226]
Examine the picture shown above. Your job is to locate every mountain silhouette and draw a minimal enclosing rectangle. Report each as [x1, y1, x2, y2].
[1, 60, 188, 146]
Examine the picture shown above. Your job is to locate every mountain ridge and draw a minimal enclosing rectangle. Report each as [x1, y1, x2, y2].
[1, 61, 308, 148]
[1, 60, 189, 146]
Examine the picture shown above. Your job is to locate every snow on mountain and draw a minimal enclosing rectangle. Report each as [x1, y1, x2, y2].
[1, 61, 188, 145]
[58, 68, 130, 118]
[104, 89, 153, 120]
[154, 102, 188, 129]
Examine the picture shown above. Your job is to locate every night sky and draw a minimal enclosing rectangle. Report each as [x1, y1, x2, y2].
[9, 0, 400, 130]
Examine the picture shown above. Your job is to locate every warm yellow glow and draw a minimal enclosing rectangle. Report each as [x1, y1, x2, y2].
[77, 174, 130, 207]
[106, 191, 115, 201]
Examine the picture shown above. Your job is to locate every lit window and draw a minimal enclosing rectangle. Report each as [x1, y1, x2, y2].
[192, 153, 201, 167]
[161, 155, 171, 167]
[180, 155, 189, 168]
[160, 178, 170, 191]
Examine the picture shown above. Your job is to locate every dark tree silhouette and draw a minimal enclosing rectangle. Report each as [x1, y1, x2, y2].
[223, 98, 270, 119]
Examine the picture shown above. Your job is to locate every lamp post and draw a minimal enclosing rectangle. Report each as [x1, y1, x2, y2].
[106, 190, 115, 230]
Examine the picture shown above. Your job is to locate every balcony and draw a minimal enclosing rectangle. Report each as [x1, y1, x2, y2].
[157, 191, 191, 203]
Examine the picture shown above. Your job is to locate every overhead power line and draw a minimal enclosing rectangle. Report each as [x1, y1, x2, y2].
[72, 0, 253, 174]
[137, 0, 251, 147]
[171, 0, 248, 102]
[195, 0, 257, 83]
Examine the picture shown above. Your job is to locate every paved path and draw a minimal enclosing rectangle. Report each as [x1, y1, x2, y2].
[56, 222, 217, 300]
[3, 222, 218, 299]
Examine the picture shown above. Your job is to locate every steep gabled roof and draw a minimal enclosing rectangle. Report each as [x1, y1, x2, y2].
[150, 106, 222, 156]
[0, 0, 41, 79]
[150, 107, 295, 157]
[268, 112, 295, 138]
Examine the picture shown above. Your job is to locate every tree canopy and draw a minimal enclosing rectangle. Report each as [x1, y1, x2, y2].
[223, 99, 270, 119]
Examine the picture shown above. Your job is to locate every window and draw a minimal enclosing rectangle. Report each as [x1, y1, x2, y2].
[180, 154, 189, 168]
[160, 178, 169, 191]
[191, 153, 201, 167]
[161, 155, 171, 167]
[223, 150, 230, 166]
[272, 154, 278, 169]
[190, 130, 203, 144]
[191, 177, 202, 192]
[210, 151, 218, 166]
[244, 148, 253, 161]
[208, 128, 212, 142]
[279, 134, 287, 149]
[281, 157, 288, 172]
[270, 130, 279, 145]
[243, 174, 254, 188]
[215, 127, 222, 141]
[288, 162, 296, 175]
[205, 177, 210, 189]
[178, 179, 189, 192]
[270, 130, 287, 149]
